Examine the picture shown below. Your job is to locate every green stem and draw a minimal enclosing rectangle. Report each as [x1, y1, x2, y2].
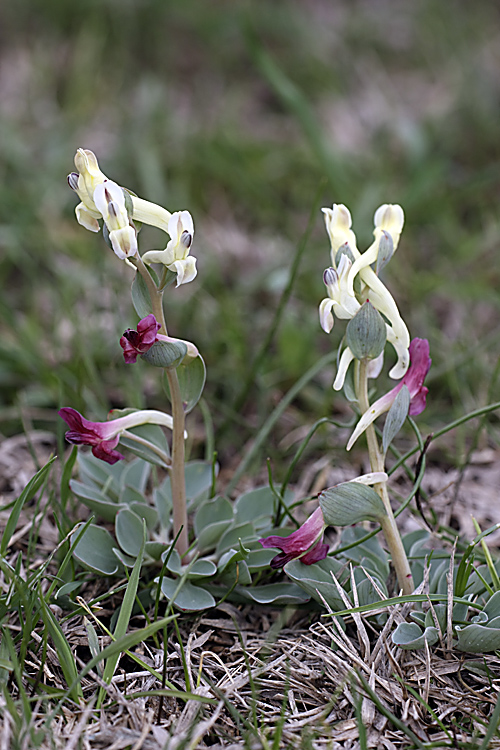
[356, 360, 414, 595]
[164, 367, 188, 556]
[133, 255, 189, 556]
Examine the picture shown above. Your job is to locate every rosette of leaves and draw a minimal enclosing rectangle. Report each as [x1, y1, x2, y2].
[69, 450, 215, 575]
[392, 531, 500, 653]
[69, 460, 311, 611]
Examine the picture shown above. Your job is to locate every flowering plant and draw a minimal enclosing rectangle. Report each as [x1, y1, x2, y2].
[62, 150, 435, 611]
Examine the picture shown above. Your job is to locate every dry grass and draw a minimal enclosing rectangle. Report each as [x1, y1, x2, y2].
[2, 435, 500, 748]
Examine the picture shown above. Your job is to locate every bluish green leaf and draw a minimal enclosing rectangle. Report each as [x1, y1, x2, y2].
[216, 522, 256, 556]
[160, 461, 216, 509]
[77, 452, 123, 495]
[243, 583, 310, 605]
[392, 622, 439, 650]
[284, 558, 346, 609]
[164, 550, 217, 579]
[160, 578, 216, 611]
[320, 482, 387, 526]
[194, 496, 233, 536]
[196, 520, 234, 553]
[164, 355, 206, 414]
[116, 508, 144, 557]
[382, 385, 410, 455]
[72, 524, 119, 575]
[456, 623, 500, 653]
[120, 458, 151, 493]
[119, 423, 170, 468]
[69, 480, 121, 522]
[142, 340, 187, 368]
[129, 502, 158, 530]
[131, 270, 154, 319]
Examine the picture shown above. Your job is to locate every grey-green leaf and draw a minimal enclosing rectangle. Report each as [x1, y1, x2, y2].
[160, 578, 216, 611]
[69, 480, 122, 522]
[319, 482, 387, 526]
[131, 270, 154, 319]
[194, 496, 233, 536]
[392, 622, 439, 650]
[382, 385, 410, 455]
[455, 624, 500, 653]
[115, 508, 144, 557]
[142, 340, 187, 368]
[243, 583, 310, 605]
[164, 355, 206, 414]
[72, 524, 119, 575]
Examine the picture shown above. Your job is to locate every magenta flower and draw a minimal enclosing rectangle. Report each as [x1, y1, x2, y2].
[120, 314, 161, 363]
[259, 507, 328, 569]
[347, 337, 431, 450]
[120, 314, 199, 364]
[59, 407, 175, 464]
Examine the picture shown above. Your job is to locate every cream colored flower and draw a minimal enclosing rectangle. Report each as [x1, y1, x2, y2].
[141, 211, 197, 287]
[68, 149, 108, 232]
[93, 180, 137, 260]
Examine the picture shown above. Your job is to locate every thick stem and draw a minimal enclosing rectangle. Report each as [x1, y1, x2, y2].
[133, 254, 189, 556]
[133, 255, 167, 334]
[164, 368, 189, 556]
[356, 360, 414, 595]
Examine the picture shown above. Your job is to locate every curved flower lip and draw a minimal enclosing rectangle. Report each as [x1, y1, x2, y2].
[259, 507, 327, 569]
[346, 338, 431, 451]
[59, 407, 125, 464]
[141, 210, 197, 286]
[120, 314, 162, 363]
[120, 314, 199, 363]
[59, 406, 176, 464]
[322, 204, 360, 263]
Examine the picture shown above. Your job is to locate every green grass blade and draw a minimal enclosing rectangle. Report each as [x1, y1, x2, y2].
[0, 457, 56, 556]
[98, 520, 147, 706]
[39, 593, 83, 703]
[47, 613, 178, 728]
[479, 687, 500, 748]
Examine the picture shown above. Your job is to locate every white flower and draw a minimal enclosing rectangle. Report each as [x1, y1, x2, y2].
[319, 255, 361, 333]
[68, 148, 108, 231]
[141, 210, 197, 287]
[322, 204, 360, 265]
[93, 180, 138, 260]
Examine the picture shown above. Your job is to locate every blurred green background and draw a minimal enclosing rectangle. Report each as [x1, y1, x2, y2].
[1, 0, 499, 476]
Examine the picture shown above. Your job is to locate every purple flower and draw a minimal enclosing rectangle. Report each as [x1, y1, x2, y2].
[120, 314, 199, 364]
[259, 507, 328, 569]
[347, 338, 431, 450]
[120, 314, 161, 363]
[59, 407, 126, 464]
[59, 407, 175, 464]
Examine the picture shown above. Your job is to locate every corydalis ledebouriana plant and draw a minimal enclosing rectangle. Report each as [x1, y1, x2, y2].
[68, 148, 196, 286]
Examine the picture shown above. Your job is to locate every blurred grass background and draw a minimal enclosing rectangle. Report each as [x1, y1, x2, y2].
[1, 0, 499, 477]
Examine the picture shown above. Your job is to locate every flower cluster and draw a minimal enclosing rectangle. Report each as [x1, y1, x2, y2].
[68, 148, 196, 286]
[319, 204, 410, 388]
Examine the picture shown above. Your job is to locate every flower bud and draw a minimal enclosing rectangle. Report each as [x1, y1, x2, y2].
[346, 301, 386, 361]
